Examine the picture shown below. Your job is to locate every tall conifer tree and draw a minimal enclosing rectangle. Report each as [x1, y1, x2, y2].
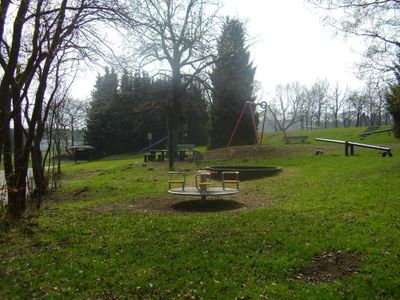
[208, 18, 256, 149]
[85, 68, 119, 155]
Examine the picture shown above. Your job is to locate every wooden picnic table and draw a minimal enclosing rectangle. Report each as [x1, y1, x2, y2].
[144, 149, 189, 162]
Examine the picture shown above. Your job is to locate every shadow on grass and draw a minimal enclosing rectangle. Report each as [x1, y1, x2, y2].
[171, 199, 243, 213]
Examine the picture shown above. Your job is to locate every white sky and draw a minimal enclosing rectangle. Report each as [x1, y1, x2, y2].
[71, 0, 365, 100]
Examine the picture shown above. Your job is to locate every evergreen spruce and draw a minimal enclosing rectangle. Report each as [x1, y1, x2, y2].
[85, 67, 119, 155]
[84, 68, 208, 156]
[208, 18, 256, 149]
[85, 69, 168, 155]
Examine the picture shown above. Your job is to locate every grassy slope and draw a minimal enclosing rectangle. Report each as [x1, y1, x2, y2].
[262, 126, 397, 145]
[1, 127, 400, 299]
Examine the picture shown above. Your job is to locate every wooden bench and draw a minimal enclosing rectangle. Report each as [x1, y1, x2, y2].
[282, 135, 309, 144]
[315, 138, 392, 157]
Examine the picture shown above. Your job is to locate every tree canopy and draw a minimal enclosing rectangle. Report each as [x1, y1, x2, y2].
[85, 69, 208, 155]
[118, 0, 219, 168]
[309, 0, 400, 81]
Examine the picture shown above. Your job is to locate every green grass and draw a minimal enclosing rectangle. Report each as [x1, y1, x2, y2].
[1, 127, 399, 299]
[262, 126, 397, 146]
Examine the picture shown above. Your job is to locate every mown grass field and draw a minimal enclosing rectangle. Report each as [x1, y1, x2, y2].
[1, 127, 399, 299]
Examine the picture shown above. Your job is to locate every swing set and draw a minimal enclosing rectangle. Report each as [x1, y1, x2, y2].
[226, 101, 289, 147]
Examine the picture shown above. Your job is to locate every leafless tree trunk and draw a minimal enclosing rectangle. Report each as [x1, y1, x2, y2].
[348, 91, 366, 127]
[273, 82, 305, 131]
[331, 83, 348, 128]
[310, 79, 329, 128]
[0, 0, 121, 218]
[117, 0, 219, 169]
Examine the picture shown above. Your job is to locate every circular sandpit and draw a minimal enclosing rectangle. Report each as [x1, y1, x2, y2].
[205, 166, 282, 181]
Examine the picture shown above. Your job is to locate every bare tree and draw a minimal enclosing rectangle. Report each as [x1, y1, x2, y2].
[300, 88, 315, 129]
[348, 90, 367, 127]
[309, 0, 400, 81]
[118, 0, 220, 169]
[341, 98, 353, 128]
[0, 0, 118, 218]
[363, 78, 380, 126]
[330, 82, 348, 128]
[309, 79, 329, 128]
[60, 97, 88, 148]
[273, 82, 305, 131]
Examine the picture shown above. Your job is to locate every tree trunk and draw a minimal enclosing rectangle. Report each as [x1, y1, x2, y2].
[166, 66, 184, 170]
[71, 121, 75, 146]
[166, 104, 181, 170]
[31, 142, 47, 196]
[0, 138, 2, 165]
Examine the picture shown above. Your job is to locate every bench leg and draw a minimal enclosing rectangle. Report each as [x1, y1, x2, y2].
[382, 151, 393, 157]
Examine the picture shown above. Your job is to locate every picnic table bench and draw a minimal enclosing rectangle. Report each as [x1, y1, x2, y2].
[144, 148, 201, 162]
[282, 135, 309, 144]
[177, 144, 195, 150]
[315, 138, 392, 157]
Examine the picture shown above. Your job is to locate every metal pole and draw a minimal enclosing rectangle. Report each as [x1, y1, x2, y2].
[227, 102, 248, 148]
[148, 132, 152, 152]
[248, 102, 259, 144]
[260, 106, 267, 144]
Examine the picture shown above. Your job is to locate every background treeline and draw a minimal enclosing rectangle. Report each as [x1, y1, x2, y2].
[85, 18, 257, 155]
[264, 79, 393, 132]
[85, 68, 208, 155]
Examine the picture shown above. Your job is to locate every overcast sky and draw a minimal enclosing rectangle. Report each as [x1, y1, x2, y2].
[71, 0, 365, 100]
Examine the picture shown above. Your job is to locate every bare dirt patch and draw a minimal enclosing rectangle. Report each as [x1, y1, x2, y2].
[291, 251, 363, 283]
[40, 186, 92, 209]
[203, 144, 327, 162]
[91, 194, 273, 214]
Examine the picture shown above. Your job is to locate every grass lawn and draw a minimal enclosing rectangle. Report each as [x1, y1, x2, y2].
[1, 127, 399, 299]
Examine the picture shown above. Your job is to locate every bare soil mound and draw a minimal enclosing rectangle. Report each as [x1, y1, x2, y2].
[91, 195, 271, 214]
[291, 251, 362, 283]
[203, 144, 322, 162]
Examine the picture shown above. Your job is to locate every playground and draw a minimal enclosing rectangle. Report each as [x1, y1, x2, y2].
[1, 127, 399, 299]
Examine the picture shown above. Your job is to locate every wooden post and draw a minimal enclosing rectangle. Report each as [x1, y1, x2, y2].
[345, 142, 349, 156]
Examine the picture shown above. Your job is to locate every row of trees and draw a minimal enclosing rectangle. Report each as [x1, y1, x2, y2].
[0, 0, 123, 218]
[268, 79, 392, 131]
[308, 0, 400, 137]
[85, 68, 208, 155]
[85, 17, 257, 154]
